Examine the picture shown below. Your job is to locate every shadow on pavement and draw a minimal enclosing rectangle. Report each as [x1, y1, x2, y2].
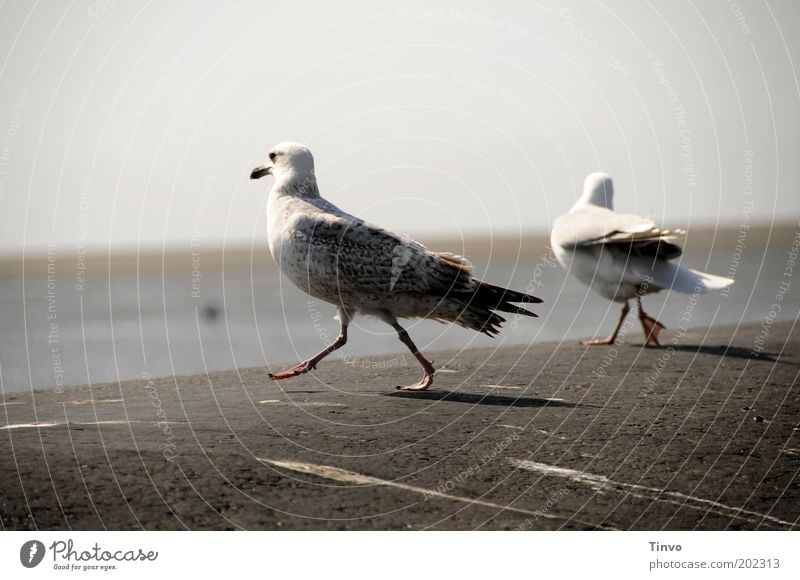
[385, 390, 581, 408]
[648, 343, 791, 364]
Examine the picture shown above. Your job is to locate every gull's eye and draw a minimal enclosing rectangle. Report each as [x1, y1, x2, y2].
[269, 152, 277, 162]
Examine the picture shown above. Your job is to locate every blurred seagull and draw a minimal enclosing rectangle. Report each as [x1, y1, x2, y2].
[551, 173, 733, 346]
[251, 142, 542, 390]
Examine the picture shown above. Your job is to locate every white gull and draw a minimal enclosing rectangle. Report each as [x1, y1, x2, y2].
[551, 172, 733, 346]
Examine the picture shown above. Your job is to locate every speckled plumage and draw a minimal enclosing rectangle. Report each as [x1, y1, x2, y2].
[252, 142, 541, 389]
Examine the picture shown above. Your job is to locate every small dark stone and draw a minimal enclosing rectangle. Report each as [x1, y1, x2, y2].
[754, 415, 765, 423]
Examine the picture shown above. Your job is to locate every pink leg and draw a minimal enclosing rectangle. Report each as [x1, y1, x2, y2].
[582, 301, 630, 346]
[637, 296, 665, 346]
[269, 323, 348, 380]
[390, 321, 435, 391]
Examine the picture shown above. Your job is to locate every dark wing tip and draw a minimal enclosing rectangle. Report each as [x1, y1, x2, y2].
[521, 295, 544, 304]
[516, 307, 539, 317]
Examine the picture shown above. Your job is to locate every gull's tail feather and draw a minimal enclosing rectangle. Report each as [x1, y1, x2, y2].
[647, 261, 734, 295]
[445, 281, 543, 336]
[690, 269, 735, 291]
[424, 250, 542, 335]
[474, 280, 543, 312]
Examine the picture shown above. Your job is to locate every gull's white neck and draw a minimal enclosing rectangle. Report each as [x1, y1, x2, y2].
[273, 169, 320, 198]
[571, 175, 614, 212]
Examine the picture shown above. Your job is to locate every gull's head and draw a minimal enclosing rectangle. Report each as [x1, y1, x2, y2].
[250, 142, 315, 181]
[576, 172, 614, 210]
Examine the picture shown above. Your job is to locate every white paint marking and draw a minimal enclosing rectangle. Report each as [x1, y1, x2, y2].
[0, 422, 59, 429]
[258, 458, 614, 529]
[74, 420, 141, 426]
[0, 401, 24, 406]
[482, 384, 521, 390]
[496, 424, 569, 440]
[0, 420, 186, 430]
[69, 399, 124, 405]
[259, 400, 346, 407]
[327, 434, 366, 441]
[510, 458, 797, 529]
[534, 429, 570, 441]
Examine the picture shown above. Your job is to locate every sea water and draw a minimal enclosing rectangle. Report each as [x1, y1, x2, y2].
[1, 228, 796, 393]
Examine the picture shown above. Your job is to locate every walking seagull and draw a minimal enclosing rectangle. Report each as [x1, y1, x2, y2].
[551, 173, 733, 346]
[251, 142, 542, 390]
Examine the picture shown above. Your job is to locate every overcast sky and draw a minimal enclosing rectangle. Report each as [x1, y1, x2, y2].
[1, 0, 798, 255]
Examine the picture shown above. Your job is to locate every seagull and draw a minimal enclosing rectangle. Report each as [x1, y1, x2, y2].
[251, 142, 542, 390]
[551, 173, 733, 346]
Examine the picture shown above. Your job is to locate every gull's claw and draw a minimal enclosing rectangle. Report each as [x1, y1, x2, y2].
[580, 337, 617, 346]
[268, 361, 315, 380]
[395, 372, 434, 391]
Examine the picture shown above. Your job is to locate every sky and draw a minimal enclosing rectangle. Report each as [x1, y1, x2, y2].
[0, 0, 798, 255]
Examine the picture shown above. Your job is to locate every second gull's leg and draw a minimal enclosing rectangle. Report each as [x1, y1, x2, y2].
[582, 300, 630, 346]
[637, 296, 665, 346]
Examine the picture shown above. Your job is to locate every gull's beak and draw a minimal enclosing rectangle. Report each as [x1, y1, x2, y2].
[250, 165, 272, 180]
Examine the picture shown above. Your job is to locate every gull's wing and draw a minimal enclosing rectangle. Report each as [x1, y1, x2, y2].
[296, 212, 474, 296]
[553, 205, 684, 260]
[295, 211, 541, 322]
